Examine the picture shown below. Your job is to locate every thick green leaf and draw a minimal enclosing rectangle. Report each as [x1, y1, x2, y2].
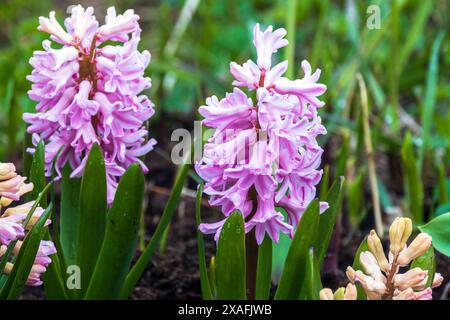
[28, 140, 46, 205]
[76, 144, 107, 297]
[60, 164, 81, 266]
[401, 131, 423, 224]
[255, 235, 272, 300]
[216, 212, 246, 300]
[352, 237, 369, 300]
[275, 199, 320, 300]
[411, 246, 435, 287]
[299, 248, 323, 300]
[195, 183, 213, 300]
[208, 256, 217, 299]
[120, 160, 190, 299]
[418, 213, 450, 257]
[315, 178, 344, 267]
[0, 205, 51, 299]
[42, 230, 69, 300]
[85, 164, 144, 299]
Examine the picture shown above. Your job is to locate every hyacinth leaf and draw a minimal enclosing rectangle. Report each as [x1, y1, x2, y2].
[315, 178, 344, 267]
[411, 246, 436, 288]
[195, 183, 213, 300]
[418, 213, 450, 257]
[76, 143, 107, 298]
[401, 131, 424, 225]
[216, 212, 246, 300]
[271, 208, 291, 284]
[352, 237, 369, 300]
[60, 164, 82, 266]
[120, 160, 190, 299]
[28, 140, 46, 205]
[0, 205, 51, 300]
[85, 164, 144, 299]
[23, 133, 34, 178]
[42, 229, 69, 300]
[255, 235, 272, 300]
[299, 248, 322, 300]
[274, 199, 320, 300]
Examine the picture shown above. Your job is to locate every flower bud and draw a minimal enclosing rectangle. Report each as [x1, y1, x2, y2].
[0, 163, 17, 181]
[319, 288, 334, 300]
[333, 287, 345, 300]
[413, 288, 432, 300]
[393, 288, 415, 300]
[394, 267, 428, 290]
[398, 233, 432, 265]
[346, 266, 356, 283]
[360, 251, 385, 283]
[432, 273, 444, 288]
[367, 230, 389, 272]
[389, 217, 412, 255]
[344, 283, 357, 300]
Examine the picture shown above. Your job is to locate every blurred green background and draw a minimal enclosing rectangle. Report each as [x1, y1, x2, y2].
[0, 0, 449, 228]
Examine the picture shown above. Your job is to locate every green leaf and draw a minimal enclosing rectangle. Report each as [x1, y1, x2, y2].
[401, 131, 424, 224]
[60, 164, 81, 266]
[28, 140, 46, 205]
[418, 31, 446, 171]
[42, 230, 68, 300]
[85, 164, 144, 299]
[120, 160, 190, 299]
[76, 144, 107, 298]
[411, 246, 435, 288]
[352, 237, 369, 300]
[315, 178, 344, 267]
[434, 203, 450, 218]
[348, 167, 367, 227]
[0, 205, 51, 300]
[195, 183, 213, 300]
[216, 212, 246, 300]
[299, 248, 323, 300]
[418, 213, 450, 257]
[275, 199, 320, 300]
[255, 235, 272, 300]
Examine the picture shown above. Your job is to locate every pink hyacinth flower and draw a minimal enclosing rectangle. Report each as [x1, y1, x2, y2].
[196, 24, 327, 245]
[24, 5, 156, 204]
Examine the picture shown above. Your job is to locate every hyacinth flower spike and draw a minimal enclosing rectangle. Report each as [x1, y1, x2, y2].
[24, 5, 156, 203]
[196, 23, 328, 245]
[0, 162, 56, 287]
[320, 218, 443, 300]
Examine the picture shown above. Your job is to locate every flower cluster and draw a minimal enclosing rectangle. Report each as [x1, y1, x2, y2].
[24, 5, 156, 203]
[321, 218, 443, 300]
[0, 163, 56, 286]
[196, 24, 327, 244]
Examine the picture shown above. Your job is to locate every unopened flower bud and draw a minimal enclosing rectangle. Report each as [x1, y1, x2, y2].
[346, 266, 356, 283]
[0, 163, 17, 181]
[413, 288, 432, 300]
[394, 267, 428, 290]
[333, 287, 345, 300]
[398, 233, 432, 265]
[319, 288, 334, 300]
[389, 217, 412, 255]
[432, 273, 444, 288]
[367, 229, 389, 272]
[360, 251, 384, 282]
[393, 288, 415, 300]
[344, 283, 357, 300]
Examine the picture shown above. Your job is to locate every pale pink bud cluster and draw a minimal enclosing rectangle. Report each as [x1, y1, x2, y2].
[343, 218, 443, 300]
[0, 162, 56, 287]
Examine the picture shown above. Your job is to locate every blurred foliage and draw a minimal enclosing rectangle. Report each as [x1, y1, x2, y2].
[0, 0, 448, 227]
